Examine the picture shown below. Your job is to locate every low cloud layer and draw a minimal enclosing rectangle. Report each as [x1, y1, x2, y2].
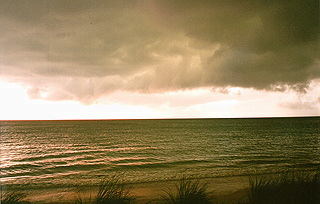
[1, 0, 319, 103]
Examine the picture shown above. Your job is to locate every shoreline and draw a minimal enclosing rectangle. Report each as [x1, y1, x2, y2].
[4, 175, 251, 204]
[3, 170, 319, 203]
[3, 168, 317, 189]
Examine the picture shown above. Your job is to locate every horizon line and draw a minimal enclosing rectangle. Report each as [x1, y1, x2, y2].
[1, 115, 319, 122]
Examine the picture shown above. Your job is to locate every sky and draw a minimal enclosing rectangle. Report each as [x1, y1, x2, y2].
[0, 0, 319, 120]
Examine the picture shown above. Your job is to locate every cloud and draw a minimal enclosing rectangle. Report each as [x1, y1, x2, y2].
[278, 79, 320, 112]
[0, 0, 319, 103]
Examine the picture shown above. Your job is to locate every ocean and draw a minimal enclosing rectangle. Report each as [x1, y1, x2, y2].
[1, 117, 319, 188]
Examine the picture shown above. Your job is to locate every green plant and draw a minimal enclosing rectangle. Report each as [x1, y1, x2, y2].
[1, 191, 31, 204]
[161, 177, 214, 204]
[75, 175, 137, 204]
[247, 171, 320, 204]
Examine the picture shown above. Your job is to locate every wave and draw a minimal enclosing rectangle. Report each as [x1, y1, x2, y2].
[15, 150, 104, 162]
[112, 159, 212, 170]
[236, 158, 291, 165]
[1, 163, 109, 179]
[2, 118, 319, 187]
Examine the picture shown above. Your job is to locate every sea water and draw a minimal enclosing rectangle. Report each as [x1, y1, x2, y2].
[1, 117, 319, 188]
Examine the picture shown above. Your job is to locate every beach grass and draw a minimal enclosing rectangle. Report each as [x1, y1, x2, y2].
[2, 171, 320, 204]
[246, 171, 320, 204]
[74, 174, 137, 204]
[0, 190, 31, 204]
[160, 177, 214, 204]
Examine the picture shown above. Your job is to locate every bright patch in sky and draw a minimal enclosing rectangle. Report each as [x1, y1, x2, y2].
[1, 80, 319, 120]
[0, 81, 155, 120]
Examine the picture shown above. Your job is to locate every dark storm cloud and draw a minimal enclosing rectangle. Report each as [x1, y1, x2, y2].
[147, 0, 319, 88]
[1, 0, 319, 102]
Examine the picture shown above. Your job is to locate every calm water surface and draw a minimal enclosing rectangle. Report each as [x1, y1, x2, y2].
[1, 117, 319, 188]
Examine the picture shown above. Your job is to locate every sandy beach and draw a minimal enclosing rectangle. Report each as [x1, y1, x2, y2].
[13, 175, 250, 204]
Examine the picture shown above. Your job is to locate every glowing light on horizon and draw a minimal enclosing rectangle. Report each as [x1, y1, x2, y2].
[0, 80, 319, 120]
[0, 81, 155, 120]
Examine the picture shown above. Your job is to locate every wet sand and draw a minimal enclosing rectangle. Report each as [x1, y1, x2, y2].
[18, 175, 250, 203]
